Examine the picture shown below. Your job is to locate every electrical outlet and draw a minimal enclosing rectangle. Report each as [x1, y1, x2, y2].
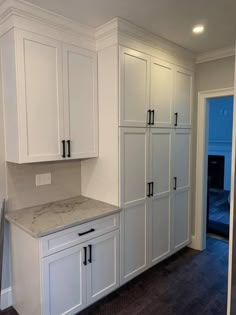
[36, 173, 51, 186]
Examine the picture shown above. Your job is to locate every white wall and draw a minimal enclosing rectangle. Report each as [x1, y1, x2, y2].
[192, 56, 235, 235]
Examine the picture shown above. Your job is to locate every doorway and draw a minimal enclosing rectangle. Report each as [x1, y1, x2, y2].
[206, 96, 233, 239]
[194, 87, 235, 315]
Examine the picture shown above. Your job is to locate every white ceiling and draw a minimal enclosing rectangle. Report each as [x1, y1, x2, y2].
[26, 0, 236, 54]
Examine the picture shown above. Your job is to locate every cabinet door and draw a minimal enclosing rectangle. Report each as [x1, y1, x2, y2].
[87, 231, 119, 305]
[42, 244, 86, 315]
[173, 129, 191, 252]
[16, 30, 64, 163]
[149, 129, 173, 266]
[120, 128, 149, 284]
[63, 44, 98, 159]
[174, 67, 193, 128]
[120, 47, 150, 127]
[151, 58, 174, 127]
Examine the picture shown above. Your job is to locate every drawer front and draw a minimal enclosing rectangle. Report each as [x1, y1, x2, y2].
[41, 214, 120, 257]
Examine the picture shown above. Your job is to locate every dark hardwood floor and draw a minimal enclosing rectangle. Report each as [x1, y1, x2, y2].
[209, 190, 230, 225]
[1, 237, 228, 315]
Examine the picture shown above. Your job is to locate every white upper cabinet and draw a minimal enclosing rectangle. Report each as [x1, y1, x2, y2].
[174, 67, 193, 128]
[1, 29, 98, 163]
[120, 47, 150, 127]
[119, 47, 193, 129]
[63, 44, 98, 159]
[151, 58, 174, 127]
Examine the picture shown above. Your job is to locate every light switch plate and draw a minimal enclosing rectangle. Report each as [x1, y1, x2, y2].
[36, 173, 51, 186]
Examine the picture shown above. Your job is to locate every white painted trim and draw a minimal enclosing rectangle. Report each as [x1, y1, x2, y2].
[1, 287, 12, 310]
[194, 87, 234, 251]
[96, 17, 195, 70]
[0, 0, 94, 37]
[227, 59, 236, 314]
[196, 46, 235, 64]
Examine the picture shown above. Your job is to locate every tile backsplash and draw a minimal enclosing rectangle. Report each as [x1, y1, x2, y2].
[6, 160, 81, 211]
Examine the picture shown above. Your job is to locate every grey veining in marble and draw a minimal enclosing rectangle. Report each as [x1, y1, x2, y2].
[5, 196, 120, 238]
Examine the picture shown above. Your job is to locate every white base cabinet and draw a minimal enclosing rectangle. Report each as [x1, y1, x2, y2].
[9, 214, 120, 315]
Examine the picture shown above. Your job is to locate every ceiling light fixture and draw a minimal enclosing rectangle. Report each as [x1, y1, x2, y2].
[192, 24, 205, 34]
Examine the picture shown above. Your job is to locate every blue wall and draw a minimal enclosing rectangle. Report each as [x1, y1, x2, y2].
[208, 95, 234, 191]
[208, 96, 233, 142]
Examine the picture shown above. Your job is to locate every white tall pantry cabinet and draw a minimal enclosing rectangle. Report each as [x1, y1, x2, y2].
[81, 22, 194, 285]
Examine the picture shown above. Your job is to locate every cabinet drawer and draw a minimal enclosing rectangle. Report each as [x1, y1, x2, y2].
[41, 214, 119, 257]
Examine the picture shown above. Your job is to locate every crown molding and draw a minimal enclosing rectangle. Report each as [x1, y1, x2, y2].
[96, 17, 196, 69]
[196, 45, 235, 64]
[0, 0, 95, 48]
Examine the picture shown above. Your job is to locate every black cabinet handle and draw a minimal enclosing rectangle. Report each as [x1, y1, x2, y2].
[78, 228, 95, 237]
[174, 112, 178, 127]
[147, 182, 151, 197]
[88, 245, 92, 264]
[151, 182, 154, 196]
[62, 140, 66, 158]
[67, 140, 71, 158]
[173, 177, 177, 190]
[151, 110, 155, 125]
[83, 247, 87, 266]
[147, 110, 152, 125]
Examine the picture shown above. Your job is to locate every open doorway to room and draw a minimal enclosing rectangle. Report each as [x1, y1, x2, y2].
[206, 96, 233, 240]
[194, 87, 235, 315]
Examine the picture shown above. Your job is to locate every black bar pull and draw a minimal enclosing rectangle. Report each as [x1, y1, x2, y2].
[147, 182, 151, 197]
[151, 110, 155, 125]
[88, 245, 92, 264]
[173, 177, 177, 190]
[83, 247, 87, 266]
[62, 140, 66, 158]
[174, 112, 178, 127]
[147, 110, 152, 125]
[67, 140, 71, 158]
[151, 182, 154, 196]
[78, 228, 95, 237]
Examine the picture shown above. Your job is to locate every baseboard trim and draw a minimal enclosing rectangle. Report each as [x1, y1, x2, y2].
[188, 235, 204, 251]
[1, 287, 12, 310]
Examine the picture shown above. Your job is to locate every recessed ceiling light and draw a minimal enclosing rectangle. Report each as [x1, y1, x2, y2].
[192, 24, 205, 34]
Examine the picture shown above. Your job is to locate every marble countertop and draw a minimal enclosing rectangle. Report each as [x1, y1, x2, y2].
[5, 196, 120, 238]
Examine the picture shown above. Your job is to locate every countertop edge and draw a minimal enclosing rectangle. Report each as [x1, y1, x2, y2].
[6, 207, 121, 238]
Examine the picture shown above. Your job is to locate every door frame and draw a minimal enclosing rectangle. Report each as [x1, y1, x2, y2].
[193, 87, 235, 315]
[194, 87, 234, 250]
